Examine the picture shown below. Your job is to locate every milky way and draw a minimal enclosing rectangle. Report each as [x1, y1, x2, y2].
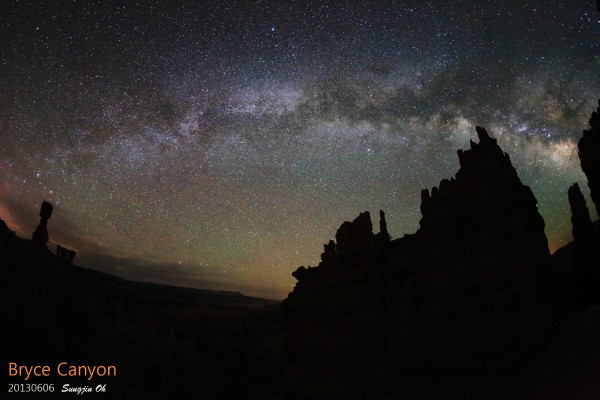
[1, 1, 599, 298]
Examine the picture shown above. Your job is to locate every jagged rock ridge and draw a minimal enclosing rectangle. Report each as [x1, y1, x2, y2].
[578, 99, 600, 216]
[283, 127, 558, 399]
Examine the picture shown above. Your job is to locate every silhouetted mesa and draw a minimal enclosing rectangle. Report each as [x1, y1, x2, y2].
[578, 99, 600, 216]
[283, 127, 558, 399]
[31, 200, 53, 250]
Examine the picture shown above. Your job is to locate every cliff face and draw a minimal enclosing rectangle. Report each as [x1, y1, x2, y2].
[283, 127, 558, 399]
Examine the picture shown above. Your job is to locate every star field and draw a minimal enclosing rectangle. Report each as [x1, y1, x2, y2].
[1, 1, 599, 298]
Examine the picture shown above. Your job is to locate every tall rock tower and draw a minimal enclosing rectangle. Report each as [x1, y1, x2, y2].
[31, 201, 53, 251]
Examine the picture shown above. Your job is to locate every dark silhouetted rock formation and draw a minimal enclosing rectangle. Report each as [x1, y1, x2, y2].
[569, 183, 597, 250]
[31, 200, 53, 250]
[375, 209, 390, 243]
[0, 218, 19, 258]
[283, 127, 558, 399]
[334, 211, 377, 257]
[56, 244, 76, 265]
[565, 182, 599, 312]
[578, 100, 600, 216]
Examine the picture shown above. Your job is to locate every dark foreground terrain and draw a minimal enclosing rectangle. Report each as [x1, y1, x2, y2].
[2, 216, 600, 400]
[0, 228, 282, 399]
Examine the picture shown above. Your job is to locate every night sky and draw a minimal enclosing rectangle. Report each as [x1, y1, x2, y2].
[1, 1, 599, 299]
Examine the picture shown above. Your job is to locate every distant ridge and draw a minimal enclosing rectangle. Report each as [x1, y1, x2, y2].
[0, 211, 281, 399]
[0, 211, 274, 303]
